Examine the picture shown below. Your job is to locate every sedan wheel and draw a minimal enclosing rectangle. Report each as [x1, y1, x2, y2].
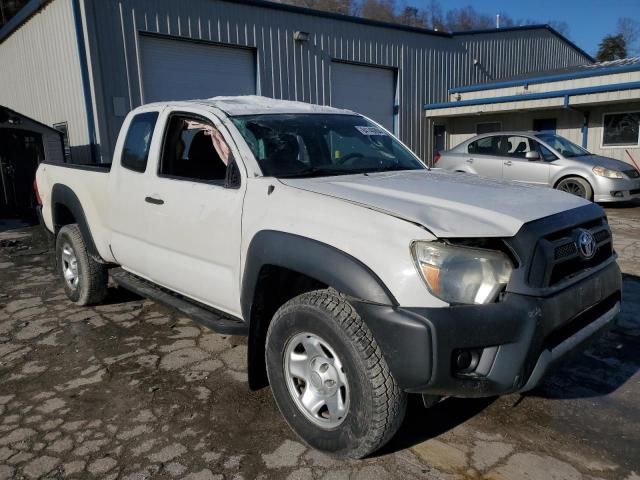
[555, 176, 593, 200]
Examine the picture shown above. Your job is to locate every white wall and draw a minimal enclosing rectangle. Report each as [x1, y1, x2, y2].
[0, 0, 90, 162]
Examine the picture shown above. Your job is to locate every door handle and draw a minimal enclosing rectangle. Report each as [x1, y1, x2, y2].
[504, 160, 513, 166]
[466, 158, 474, 163]
[145, 196, 164, 205]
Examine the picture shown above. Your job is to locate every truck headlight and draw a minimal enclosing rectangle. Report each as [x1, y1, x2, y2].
[592, 166, 624, 179]
[411, 242, 513, 305]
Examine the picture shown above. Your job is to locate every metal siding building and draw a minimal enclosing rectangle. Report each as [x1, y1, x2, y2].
[0, 0, 592, 164]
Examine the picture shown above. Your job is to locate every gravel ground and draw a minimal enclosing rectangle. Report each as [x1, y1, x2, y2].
[0, 202, 638, 480]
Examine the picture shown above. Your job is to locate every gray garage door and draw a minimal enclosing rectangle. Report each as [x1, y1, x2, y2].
[139, 36, 256, 103]
[331, 62, 396, 132]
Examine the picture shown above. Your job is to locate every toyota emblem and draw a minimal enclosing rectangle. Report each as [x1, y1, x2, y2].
[577, 230, 596, 259]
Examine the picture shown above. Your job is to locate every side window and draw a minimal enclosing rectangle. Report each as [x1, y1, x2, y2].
[468, 136, 499, 156]
[505, 136, 532, 158]
[121, 112, 158, 172]
[160, 115, 233, 183]
[535, 142, 558, 161]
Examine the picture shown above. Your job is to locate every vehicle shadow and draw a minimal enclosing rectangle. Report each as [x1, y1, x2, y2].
[375, 395, 496, 456]
[527, 273, 640, 400]
[102, 284, 144, 305]
[599, 199, 640, 209]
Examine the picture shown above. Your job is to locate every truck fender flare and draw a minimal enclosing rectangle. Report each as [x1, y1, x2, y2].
[241, 230, 398, 390]
[50, 183, 100, 258]
[241, 230, 397, 321]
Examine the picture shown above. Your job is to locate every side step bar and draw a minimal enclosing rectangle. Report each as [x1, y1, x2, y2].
[110, 268, 248, 335]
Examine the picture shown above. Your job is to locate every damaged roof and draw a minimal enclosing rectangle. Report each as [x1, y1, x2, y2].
[192, 95, 354, 117]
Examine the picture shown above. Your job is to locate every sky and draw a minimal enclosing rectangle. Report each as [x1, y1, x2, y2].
[406, 0, 640, 57]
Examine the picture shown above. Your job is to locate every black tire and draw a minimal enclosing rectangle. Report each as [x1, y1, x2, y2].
[55, 224, 108, 306]
[265, 289, 407, 459]
[555, 176, 593, 200]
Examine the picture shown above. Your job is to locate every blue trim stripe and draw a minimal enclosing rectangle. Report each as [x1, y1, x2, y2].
[425, 81, 640, 110]
[449, 63, 640, 94]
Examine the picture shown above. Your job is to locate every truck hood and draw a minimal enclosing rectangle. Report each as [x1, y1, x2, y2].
[280, 169, 590, 238]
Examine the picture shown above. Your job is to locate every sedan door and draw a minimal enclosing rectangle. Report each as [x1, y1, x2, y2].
[501, 135, 550, 186]
[465, 135, 504, 179]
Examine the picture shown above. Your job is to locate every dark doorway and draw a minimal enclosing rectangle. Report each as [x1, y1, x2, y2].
[533, 118, 557, 134]
[0, 128, 44, 218]
[434, 124, 446, 152]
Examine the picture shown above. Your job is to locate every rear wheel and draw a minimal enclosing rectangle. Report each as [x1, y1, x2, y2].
[265, 290, 407, 459]
[555, 176, 593, 200]
[56, 224, 108, 305]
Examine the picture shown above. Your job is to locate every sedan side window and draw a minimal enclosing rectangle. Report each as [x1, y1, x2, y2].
[159, 114, 234, 184]
[468, 136, 500, 156]
[504, 136, 532, 158]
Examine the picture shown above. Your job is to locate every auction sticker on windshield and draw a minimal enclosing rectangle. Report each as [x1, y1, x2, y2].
[355, 126, 386, 136]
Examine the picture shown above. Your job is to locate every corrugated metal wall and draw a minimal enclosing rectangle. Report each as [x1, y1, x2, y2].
[0, 0, 91, 162]
[83, 0, 591, 161]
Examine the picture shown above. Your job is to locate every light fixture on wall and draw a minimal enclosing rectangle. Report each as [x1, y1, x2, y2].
[293, 31, 310, 42]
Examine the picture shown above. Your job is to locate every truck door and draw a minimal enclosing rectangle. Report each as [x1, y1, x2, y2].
[109, 109, 163, 277]
[137, 108, 246, 317]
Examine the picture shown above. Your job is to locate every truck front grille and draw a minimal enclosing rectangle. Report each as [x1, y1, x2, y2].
[527, 217, 613, 287]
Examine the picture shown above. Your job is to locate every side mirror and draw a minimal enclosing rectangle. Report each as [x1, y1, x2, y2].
[526, 151, 540, 161]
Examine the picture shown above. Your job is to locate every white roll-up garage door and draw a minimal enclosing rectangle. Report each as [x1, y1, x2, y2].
[139, 35, 256, 103]
[330, 62, 396, 132]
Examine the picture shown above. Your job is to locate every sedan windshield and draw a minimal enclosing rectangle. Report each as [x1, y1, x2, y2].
[231, 114, 425, 178]
[535, 133, 589, 158]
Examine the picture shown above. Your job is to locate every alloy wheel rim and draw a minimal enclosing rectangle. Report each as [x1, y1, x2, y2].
[61, 243, 79, 290]
[558, 180, 586, 198]
[283, 332, 350, 429]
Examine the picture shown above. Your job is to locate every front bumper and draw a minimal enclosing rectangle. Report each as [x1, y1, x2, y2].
[354, 259, 621, 397]
[593, 176, 640, 202]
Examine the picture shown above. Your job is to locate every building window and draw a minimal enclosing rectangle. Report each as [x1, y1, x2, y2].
[53, 122, 71, 162]
[476, 122, 501, 135]
[602, 112, 640, 147]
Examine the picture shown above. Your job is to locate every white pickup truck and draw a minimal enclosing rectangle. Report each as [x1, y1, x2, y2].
[35, 96, 621, 459]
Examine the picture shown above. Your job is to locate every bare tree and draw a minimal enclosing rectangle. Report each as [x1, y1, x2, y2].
[617, 17, 639, 55]
[359, 0, 396, 23]
[272, 0, 355, 16]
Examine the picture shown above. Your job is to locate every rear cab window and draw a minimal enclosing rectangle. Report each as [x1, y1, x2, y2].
[121, 112, 159, 172]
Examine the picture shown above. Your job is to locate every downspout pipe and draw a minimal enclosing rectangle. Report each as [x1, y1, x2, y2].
[71, 0, 98, 163]
[581, 112, 590, 148]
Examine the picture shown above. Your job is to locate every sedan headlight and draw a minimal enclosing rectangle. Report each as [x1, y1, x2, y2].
[592, 166, 624, 179]
[411, 242, 513, 305]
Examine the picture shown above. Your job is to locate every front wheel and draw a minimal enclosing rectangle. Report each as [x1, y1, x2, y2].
[55, 224, 108, 306]
[265, 290, 407, 459]
[555, 176, 593, 200]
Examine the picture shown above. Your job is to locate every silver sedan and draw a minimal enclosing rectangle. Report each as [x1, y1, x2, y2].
[436, 131, 640, 202]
